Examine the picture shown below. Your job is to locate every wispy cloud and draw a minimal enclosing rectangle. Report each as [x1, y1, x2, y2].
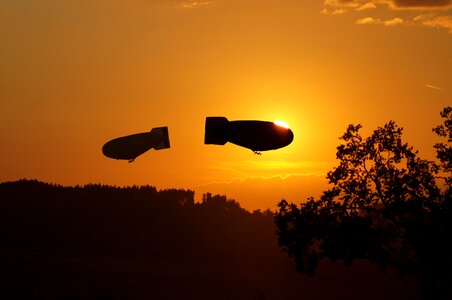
[385, 0, 452, 9]
[195, 174, 329, 210]
[324, 0, 361, 8]
[419, 15, 452, 32]
[356, 2, 377, 11]
[175, 1, 213, 9]
[355, 16, 405, 25]
[356, 16, 381, 24]
[425, 84, 445, 91]
[324, 0, 452, 9]
[321, 8, 348, 14]
[333, 8, 348, 14]
[206, 160, 331, 177]
[384, 17, 404, 25]
[323, 0, 452, 33]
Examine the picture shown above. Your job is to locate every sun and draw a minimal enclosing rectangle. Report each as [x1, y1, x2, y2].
[274, 120, 290, 129]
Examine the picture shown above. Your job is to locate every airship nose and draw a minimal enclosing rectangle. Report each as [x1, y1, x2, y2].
[286, 128, 294, 146]
[102, 142, 114, 158]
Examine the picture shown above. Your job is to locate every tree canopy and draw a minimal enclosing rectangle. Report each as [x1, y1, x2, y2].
[275, 107, 451, 299]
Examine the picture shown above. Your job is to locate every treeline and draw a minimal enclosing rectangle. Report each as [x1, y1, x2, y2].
[0, 179, 285, 271]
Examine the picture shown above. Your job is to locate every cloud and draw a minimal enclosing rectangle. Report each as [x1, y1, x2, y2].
[324, 0, 452, 9]
[324, 0, 362, 8]
[356, 16, 381, 24]
[175, 1, 213, 9]
[332, 8, 348, 14]
[322, 8, 348, 14]
[356, 2, 377, 11]
[355, 16, 405, 25]
[384, 17, 404, 25]
[323, 0, 452, 33]
[420, 15, 452, 32]
[388, 0, 451, 8]
[195, 174, 329, 211]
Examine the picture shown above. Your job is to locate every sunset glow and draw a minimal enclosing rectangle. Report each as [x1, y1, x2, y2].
[274, 120, 290, 129]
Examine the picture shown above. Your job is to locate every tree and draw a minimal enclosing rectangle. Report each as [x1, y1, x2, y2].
[275, 107, 451, 299]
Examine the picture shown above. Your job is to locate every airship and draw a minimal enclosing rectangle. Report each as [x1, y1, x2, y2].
[102, 127, 170, 162]
[204, 117, 294, 154]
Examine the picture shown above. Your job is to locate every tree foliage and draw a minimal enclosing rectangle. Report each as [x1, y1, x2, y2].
[275, 107, 451, 298]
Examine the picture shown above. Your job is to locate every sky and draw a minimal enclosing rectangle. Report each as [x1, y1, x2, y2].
[1, 0, 451, 211]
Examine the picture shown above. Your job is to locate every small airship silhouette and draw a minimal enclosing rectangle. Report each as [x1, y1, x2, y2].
[204, 117, 294, 154]
[102, 127, 170, 162]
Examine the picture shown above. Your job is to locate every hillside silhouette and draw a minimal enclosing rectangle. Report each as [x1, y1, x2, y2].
[1, 179, 418, 299]
[1, 179, 279, 267]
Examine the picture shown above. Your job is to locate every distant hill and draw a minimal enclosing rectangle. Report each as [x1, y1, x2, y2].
[0, 179, 282, 269]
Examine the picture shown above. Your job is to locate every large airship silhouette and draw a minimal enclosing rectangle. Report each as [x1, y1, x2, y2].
[204, 117, 294, 154]
[102, 127, 170, 162]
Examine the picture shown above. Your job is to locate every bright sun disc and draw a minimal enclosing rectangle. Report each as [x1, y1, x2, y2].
[274, 120, 289, 128]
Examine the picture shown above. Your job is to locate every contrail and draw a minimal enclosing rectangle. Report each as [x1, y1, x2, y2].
[425, 84, 444, 91]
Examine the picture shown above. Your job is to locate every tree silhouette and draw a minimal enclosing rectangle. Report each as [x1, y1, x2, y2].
[275, 107, 451, 299]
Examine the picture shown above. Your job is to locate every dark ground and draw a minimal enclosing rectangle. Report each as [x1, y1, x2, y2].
[1, 253, 418, 300]
[0, 180, 419, 299]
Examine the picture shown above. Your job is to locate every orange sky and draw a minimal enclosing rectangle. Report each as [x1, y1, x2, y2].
[1, 0, 451, 210]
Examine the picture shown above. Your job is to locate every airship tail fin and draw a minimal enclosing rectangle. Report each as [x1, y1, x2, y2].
[205, 117, 228, 145]
[150, 127, 171, 150]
